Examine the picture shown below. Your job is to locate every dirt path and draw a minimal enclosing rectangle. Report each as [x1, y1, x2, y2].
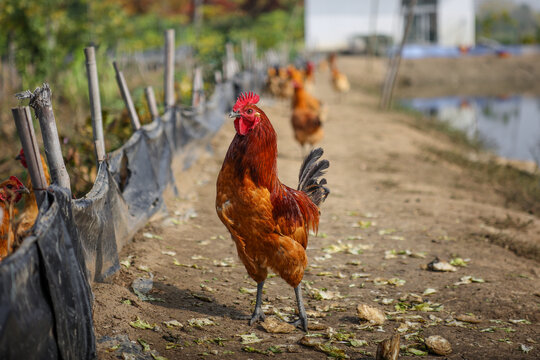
[93, 58, 540, 360]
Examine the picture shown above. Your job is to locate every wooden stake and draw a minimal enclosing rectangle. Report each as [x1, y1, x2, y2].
[241, 39, 249, 70]
[144, 86, 159, 121]
[27, 84, 71, 192]
[113, 61, 141, 131]
[224, 42, 237, 80]
[12, 106, 48, 206]
[376, 334, 400, 360]
[214, 70, 223, 84]
[192, 66, 204, 107]
[84, 46, 106, 163]
[381, 0, 416, 110]
[164, 29, 175, 111]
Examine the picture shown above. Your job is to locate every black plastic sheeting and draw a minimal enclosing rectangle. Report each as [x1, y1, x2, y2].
[0, 72, 262, 359]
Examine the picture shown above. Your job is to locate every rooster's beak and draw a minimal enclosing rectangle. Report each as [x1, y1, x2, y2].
[17, 186, 30, 195]
[229, 110, 240, 119]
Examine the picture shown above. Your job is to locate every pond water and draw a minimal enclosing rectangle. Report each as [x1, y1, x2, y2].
[401, 96, 540, 163]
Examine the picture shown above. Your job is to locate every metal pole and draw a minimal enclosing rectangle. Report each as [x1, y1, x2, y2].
[28, 84, 71, 192]
[12, 106, 48, 206]
[84, 46, 106, 163]
[113, 61, 141, 131]
[382, 0, 416, 110]
[144, 86, 159, 121]
[164, 29, 175, 111]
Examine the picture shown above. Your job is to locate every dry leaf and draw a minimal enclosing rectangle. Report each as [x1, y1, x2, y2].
[357, 304, 386, 325]
[456, 314, 481, 324]
[427, 258, 457, 272]
[261, 317, 295, 334]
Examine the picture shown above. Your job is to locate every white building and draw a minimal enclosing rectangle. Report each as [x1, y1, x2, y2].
[305, 0, 475, 52]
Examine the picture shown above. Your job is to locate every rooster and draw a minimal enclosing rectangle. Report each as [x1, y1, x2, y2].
[15, 148, 51, 239]
[291, 80, 325, 153]
[0, 176, 29, 260]
[216, 92, 330, 331]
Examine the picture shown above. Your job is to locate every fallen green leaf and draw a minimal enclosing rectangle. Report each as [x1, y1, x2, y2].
[407, 347, 428, 356]
[130, 316, 154, 330]
[237, 333, 262, 344]
[138, 338, 151, 352]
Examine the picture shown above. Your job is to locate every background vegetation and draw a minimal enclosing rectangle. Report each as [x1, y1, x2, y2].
[476, 0, 540, 44]
[0, 0, 304, 195]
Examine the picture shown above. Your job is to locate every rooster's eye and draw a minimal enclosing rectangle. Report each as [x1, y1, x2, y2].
[247, 109, 253, 114]
[6, 185, 13, 189]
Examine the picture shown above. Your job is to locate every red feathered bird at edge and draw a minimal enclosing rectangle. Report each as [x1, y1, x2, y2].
[216, 92, 330, 331]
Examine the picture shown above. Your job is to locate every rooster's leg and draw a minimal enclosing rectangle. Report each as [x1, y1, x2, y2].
[290, 284, 308, 331]
[249, 280, 266, 325]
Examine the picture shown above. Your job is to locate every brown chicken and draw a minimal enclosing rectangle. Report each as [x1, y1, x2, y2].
[216, 92, 330, 331]
[266, 67, 281, 97]
[291, 80, 325, 152]
[332, 67, 350, 94]
[304, 61, 316, 92]
[0, 176, 29, 260]
[15, 148, 51, 239]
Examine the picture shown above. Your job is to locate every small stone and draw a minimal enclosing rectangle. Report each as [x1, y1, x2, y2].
[425, 335, 452, 356]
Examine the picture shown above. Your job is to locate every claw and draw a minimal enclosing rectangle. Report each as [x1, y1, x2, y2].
[293, 284, 309, 332]
[249, 307, 266, 325]
[248, 280, 266, 326]
[289, 316, 308, 332]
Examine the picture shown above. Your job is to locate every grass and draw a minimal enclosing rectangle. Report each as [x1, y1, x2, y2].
[426, 147, 540, 216]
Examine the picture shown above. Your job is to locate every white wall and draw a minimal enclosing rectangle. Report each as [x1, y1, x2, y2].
[438, 0, 476, 46]
[305, 0, 402, 51]
[305, 0, 475, 50]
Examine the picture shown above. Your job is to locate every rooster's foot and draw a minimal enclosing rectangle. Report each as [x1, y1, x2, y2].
[249, 307, 266, 325]
[289, 316, 308, 332]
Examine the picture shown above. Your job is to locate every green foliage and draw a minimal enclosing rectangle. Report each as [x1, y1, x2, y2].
[0, 0, 305, 195]
[476, 4, 540, 44]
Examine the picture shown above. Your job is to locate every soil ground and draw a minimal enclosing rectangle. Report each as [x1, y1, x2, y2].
[93, 56, 540, 360]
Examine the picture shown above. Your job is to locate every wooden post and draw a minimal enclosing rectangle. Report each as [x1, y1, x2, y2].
[241, 39, 249, 70]
[214, 70, 222, 84]
[113, 61, 141, 131]
[84, 46, 106, 163]
[164, 29, 175, 111]
[376, 334, 400, 360]
[11, 106, 48, 206]
[192, 66, 204, 107]
[225, 42, 237, 80]
[26, 84, 72, 192]
[381, 0, 416, 110]
[144, 86, 159, 121]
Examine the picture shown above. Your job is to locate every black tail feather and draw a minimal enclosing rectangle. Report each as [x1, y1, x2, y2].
[297, 148, 330, 206]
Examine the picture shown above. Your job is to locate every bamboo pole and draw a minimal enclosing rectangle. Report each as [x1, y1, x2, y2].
[113, 61, 141, 131]
[84, 46, 106, 163]
[381, 0, 416, 110]
[192, 66, 204, 107]
[144, 86, 159, 121]
[26, 84, 71, 191]
[164, 29, 175, 111]
[12, 106, 48, 206]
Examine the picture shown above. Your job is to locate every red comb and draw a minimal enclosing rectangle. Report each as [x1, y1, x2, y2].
[233, 92, 260, 112]
[9, 176, 23, 187]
